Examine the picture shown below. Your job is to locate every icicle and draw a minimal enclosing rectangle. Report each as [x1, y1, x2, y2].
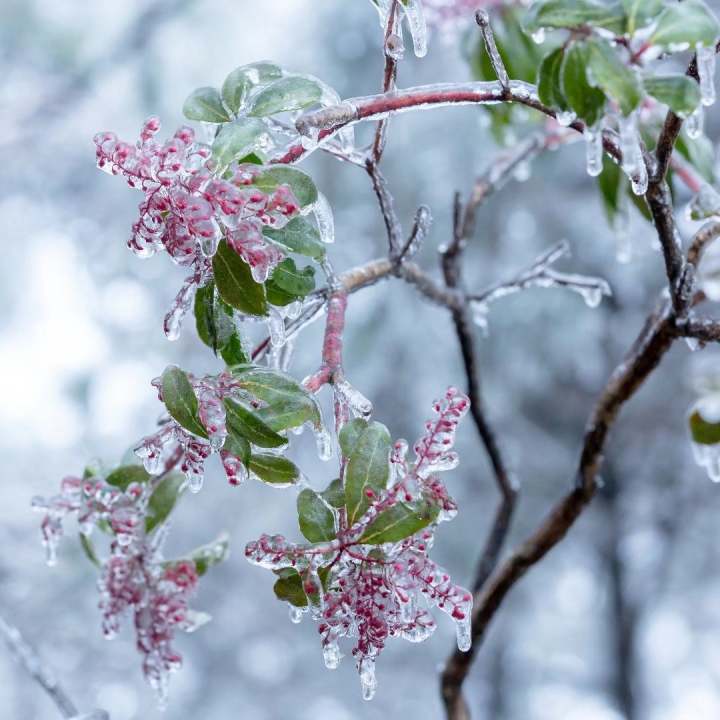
[334, 377, 373, 419]
[314, 424, 333, 461]
[187, 473, 204, 494]
[697, 44, 717, 107]
[531, 28, 545, 44]
[687, 105, 704, 139]
[404, 0, 428, 58]
[618, 112, 648, 195]
[692, 441, 720, 482]
[359, 658, 377, 701]
[614, 191, 633, 263]
[163, 277, 197, 341]
[322, 638, 342, 669]
[313, 192, 335, 244]
[455, 615, 472, 652]
[288, 605, 304, 624]
[267, 307, 287, 347]
[584, 124, 603, 177]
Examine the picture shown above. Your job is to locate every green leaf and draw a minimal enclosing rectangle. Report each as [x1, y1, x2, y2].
[321, 478, 345, 509]
[222, 428, 251, 465]
[212, 119, 268, 168]
[524, 0, 626, 34]
[266, 282, 300, 307]
[231, 366, 321, 429]
[79, 533, 100, 567]
[358, 499, 439, 544]
[338, 418, 369, 458]
[643, 74, 701, 117]
[344, 421, 391, 526]
[267, 259, 315, 297]
[161, 366, 208, 439]
[146, 472, 186, 533]
[597, 153, 623, 224]
[187, 532, 230, 576]
[224, 398, 288, 448]
[538, 48, 569, 111]
[297, 489, 336, 543]
[105, 464, 151, 490]
[252, 167, 318, 207]
[248, 76, 323, 117]
[262, 217, 326, 260]
[212, 240, 268, 316]
[222, 63, 284, 114]
[182, 86, 231, 123]
[690, 408, 720, 445]
[561, 41, 606, 127]
[651, 0, 720, 49]
[585, 38, 642, 116]
[248, 453, 300, 485]
[219, 334, 249, 366]
[273, 568, 308, 607]
[622, 0, 663, 35]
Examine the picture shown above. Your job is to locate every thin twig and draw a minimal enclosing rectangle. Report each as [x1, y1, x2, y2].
[475, 11, 509, 92]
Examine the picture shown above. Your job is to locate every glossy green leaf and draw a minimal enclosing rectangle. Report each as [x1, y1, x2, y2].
[222, 428, 251, 465]
[561, 42, 606, 127]
[321, 478, 345, 509]
[585, 39, 642, 116]
[344, 421, 391, 526]
[224, 399, 287, 448]
[212, 240, 268, 316]
[338, 418, 369, 458]
[690, 408, 720, 445]
[538, 47, 569, 111]
[248, 76, 323, 117]
[651, 0, 720, 49]
[182, 86, 231, 123]
[145, 472, 186, 533]
[273, 567, 308, 607]
[358, 499, 439, 544]
[212, 119, 268, 167]
[161, 366, 208, 439]
[622, 0, 663, 34]
[248, 453, 300, 485]
[267, 258, 315, 297]
[252, 167, 318, 207]
[219, 334, 249, 366]
[105, 464, 151, 490]
[643, 74, 701, 117]
[187, 532, 230, 576]
[262, 217, 325, 259]
[297, 489, 336, 542]
[524, 0, 626, 34]
[676, 132, 716, 182]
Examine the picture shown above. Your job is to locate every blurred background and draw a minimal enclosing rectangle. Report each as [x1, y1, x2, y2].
[2, 1, 720, 718]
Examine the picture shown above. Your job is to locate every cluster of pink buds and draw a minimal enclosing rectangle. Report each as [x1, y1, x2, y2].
[33, 471, 209, 704]
[93, 118, 302, 339]
[245, 388, 472, 700]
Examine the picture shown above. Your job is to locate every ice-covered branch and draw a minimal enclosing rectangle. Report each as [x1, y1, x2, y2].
[474, 11, 509, 92]
[0, 611, 107, 719]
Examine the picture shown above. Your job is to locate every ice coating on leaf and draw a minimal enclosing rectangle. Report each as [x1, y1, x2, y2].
[618, 112, 648, 195]
[312, 192, 335, 244]
[697, 44, 717, 107]
[584, 125, 603, 178]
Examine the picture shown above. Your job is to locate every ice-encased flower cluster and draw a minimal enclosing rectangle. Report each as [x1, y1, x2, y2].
[32, 474, 207, 705]
[94, 118, 300, 339]
[245, 388, 472, 700]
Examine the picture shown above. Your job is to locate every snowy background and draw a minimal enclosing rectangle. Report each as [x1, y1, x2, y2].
[2, 1, 720, 719]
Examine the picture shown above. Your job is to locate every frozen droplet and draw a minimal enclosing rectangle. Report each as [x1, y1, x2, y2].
[692, 440, 720, 482]
[455, 615, 472, 652]
[313, 193, 335, 244]
[584, 125, 603, 177]
[531, 28, 545, 44]
[687, 105, 704, 139]
[267, 307, 287, 348]
[322, 638, 342, 669]
[289, 605, 304, 624]
[334, 377, 373, 419]
[187, 473, 204, 494]
[385, 32, 405, 61]
[314, 424, 333, 461]
[697, 44, 717, 107]
[359, 658, 377, 701]
[555, 110, 576, 127]
[404, 0, 428, 58]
